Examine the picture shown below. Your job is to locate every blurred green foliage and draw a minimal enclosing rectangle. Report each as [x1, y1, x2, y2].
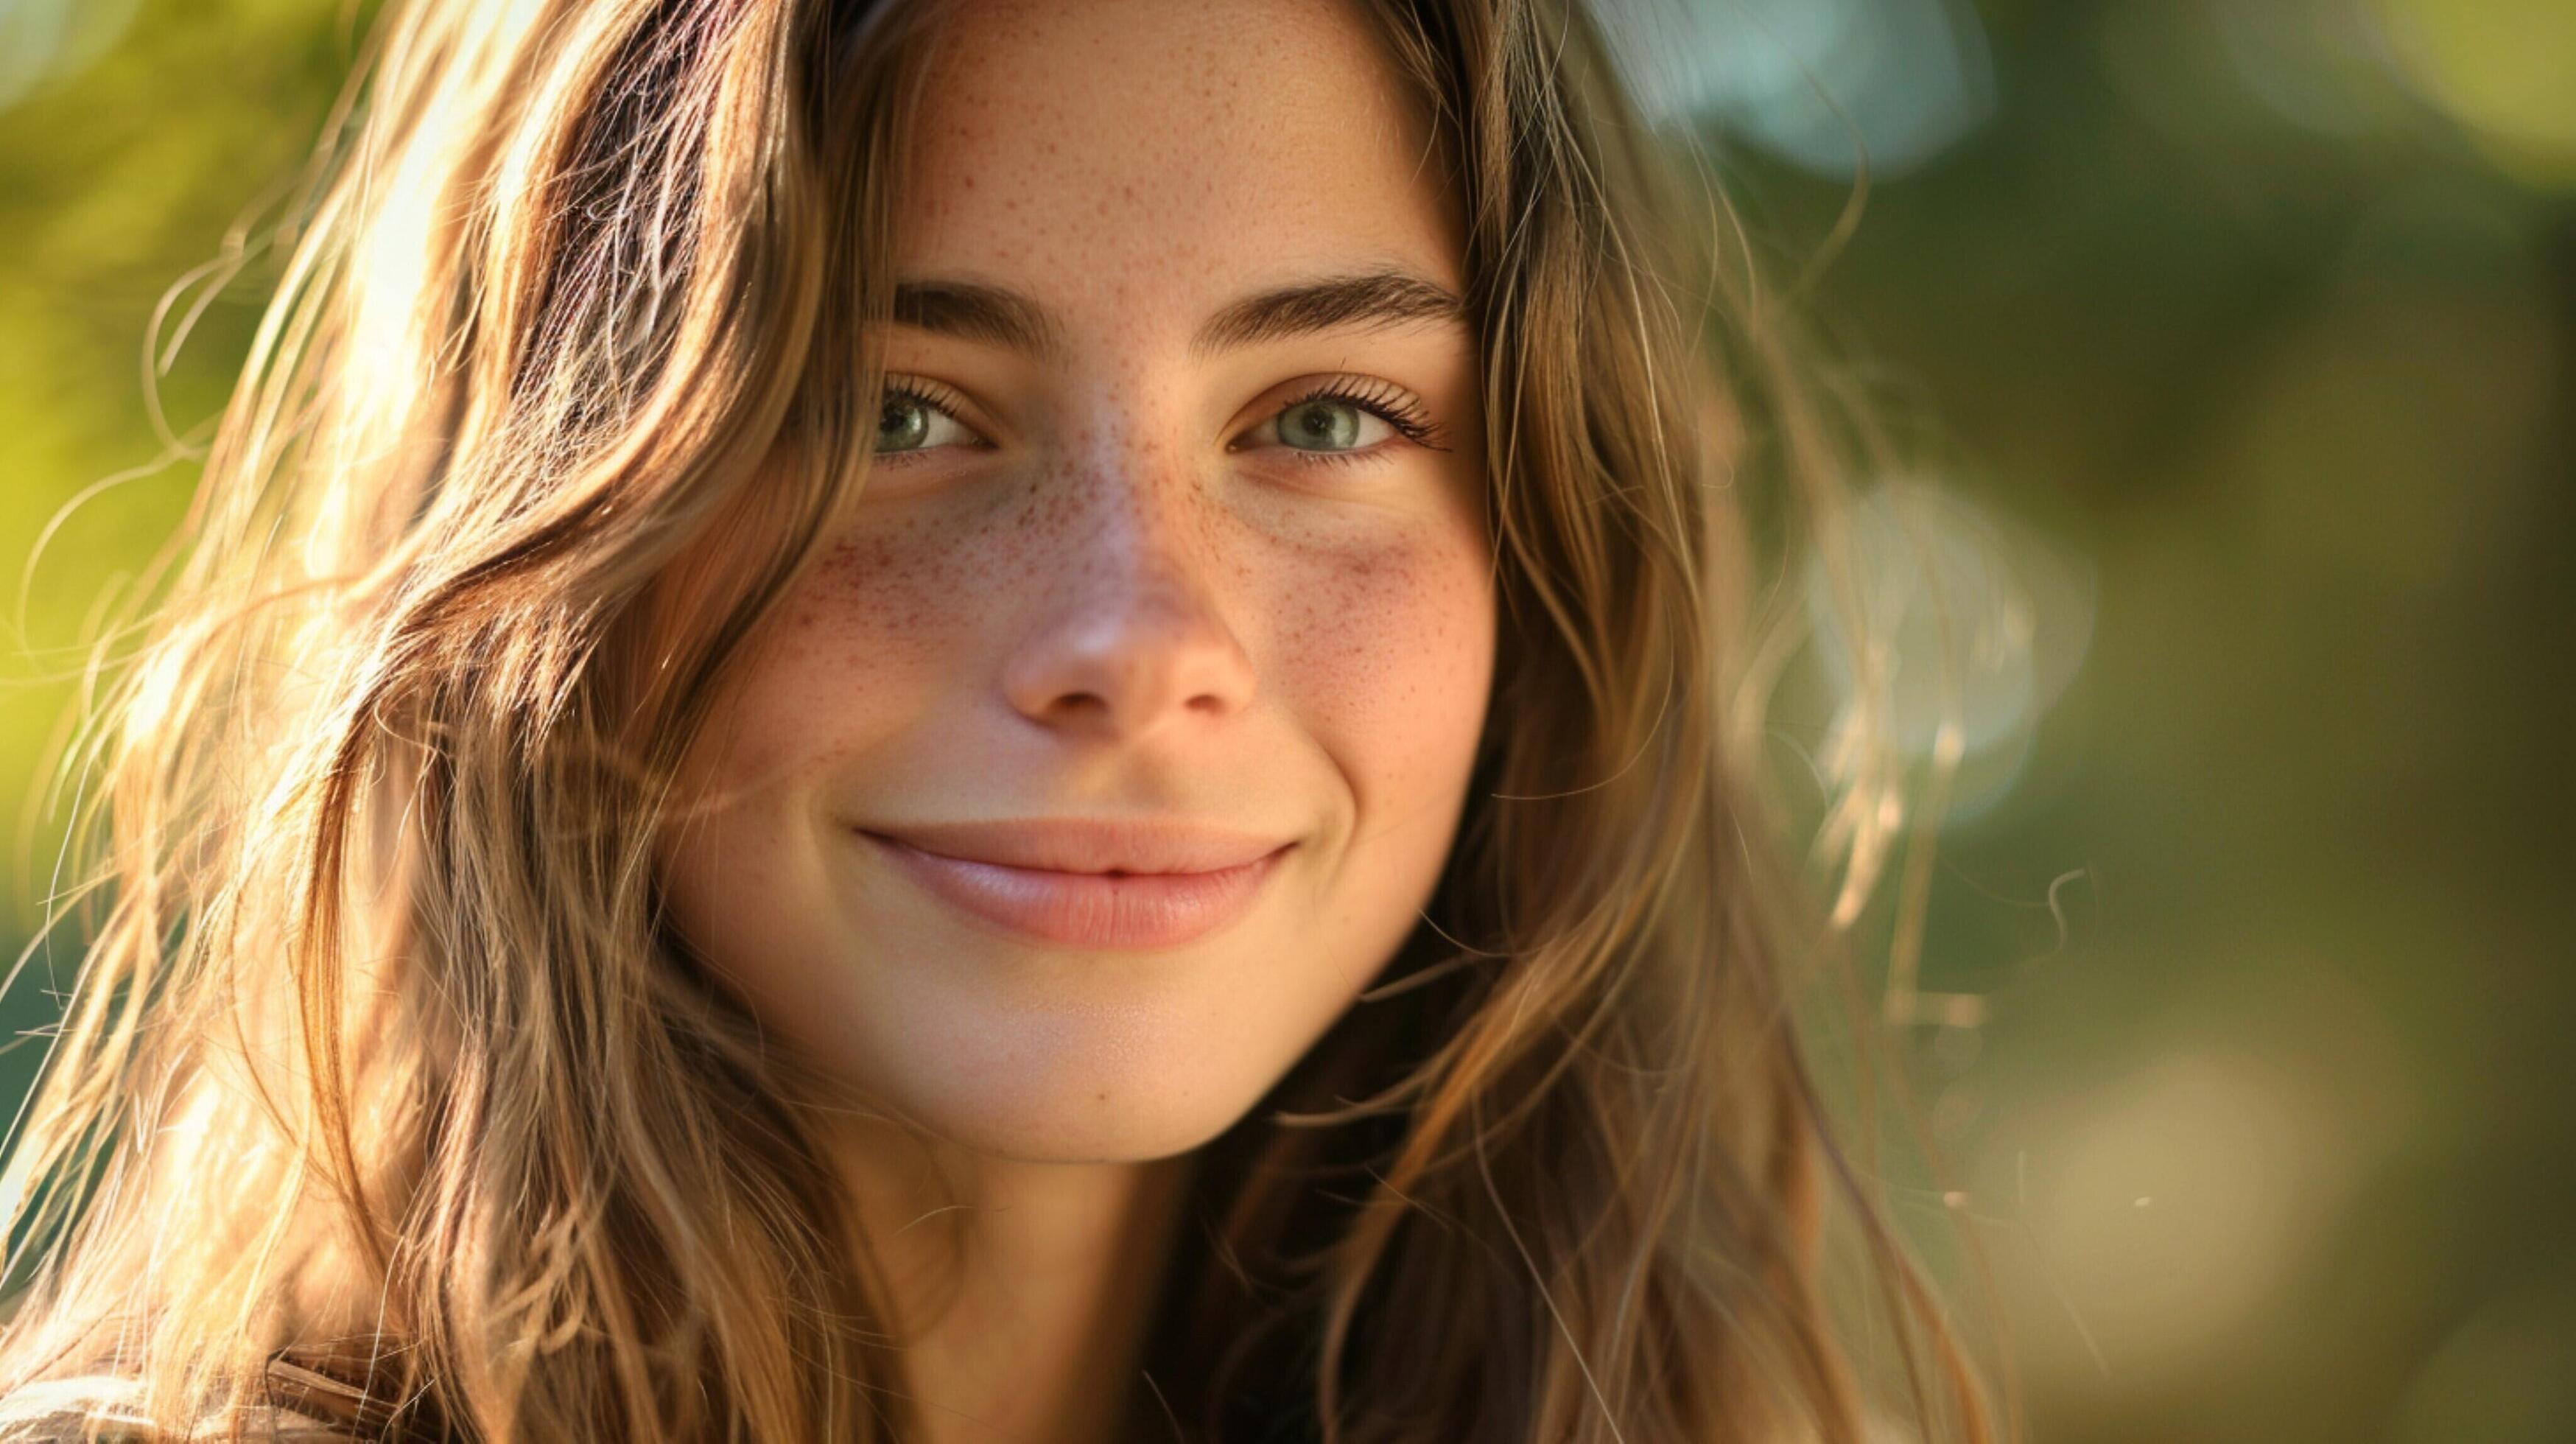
[0, 0, 371, 1135]
[1, 1, 2569, 1440]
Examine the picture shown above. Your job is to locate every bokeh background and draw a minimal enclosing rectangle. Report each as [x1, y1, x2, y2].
[1, 0, 2569, 1439]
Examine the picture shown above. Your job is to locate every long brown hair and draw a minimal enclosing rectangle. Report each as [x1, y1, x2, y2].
[0, 0, 1998, 1439]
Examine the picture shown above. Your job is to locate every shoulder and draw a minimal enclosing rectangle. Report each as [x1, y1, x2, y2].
[0, 1374, 343, 1440]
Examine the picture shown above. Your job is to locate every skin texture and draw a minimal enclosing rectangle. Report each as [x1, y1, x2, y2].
[655, 0, 1495, 1438]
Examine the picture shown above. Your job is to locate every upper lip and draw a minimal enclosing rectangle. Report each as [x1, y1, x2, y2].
[859, 817, 1294, 875]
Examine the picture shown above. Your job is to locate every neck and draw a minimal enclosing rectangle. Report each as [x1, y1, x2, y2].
[831, 1118, 1202, 1444]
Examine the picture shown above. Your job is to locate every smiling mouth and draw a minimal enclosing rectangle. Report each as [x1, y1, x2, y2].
[856, 830, 1293, 950]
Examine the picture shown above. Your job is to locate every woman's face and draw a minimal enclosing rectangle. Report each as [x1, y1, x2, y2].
[658, 0, 1494, 1163]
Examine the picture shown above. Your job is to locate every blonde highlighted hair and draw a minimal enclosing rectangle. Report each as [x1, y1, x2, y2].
[0, 0, 1999, 1440]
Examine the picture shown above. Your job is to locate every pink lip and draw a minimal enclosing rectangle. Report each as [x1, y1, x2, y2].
[857, 823, 1294, 950]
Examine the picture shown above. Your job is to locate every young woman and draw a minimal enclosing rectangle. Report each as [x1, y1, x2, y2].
[0, 0, 1996, 1440]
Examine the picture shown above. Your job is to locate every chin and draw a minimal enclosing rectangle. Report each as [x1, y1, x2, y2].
[754, 905, 1375, 1165]
[893, 1068, 1254, 1165]
[925, 1107, 1234, 1166]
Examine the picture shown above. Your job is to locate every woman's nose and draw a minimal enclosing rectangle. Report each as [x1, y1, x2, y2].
[997, 466, 1258, 743]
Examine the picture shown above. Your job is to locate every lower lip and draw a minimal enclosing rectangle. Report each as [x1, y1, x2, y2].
[860, 833, 1291, 950]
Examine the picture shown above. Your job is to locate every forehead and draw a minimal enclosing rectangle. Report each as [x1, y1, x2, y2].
[896, 0, 1461, 318]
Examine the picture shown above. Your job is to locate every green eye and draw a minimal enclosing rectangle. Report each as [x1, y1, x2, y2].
[1276, 398, 1378, 452]
[877, 395, 932, 452]
[875, 385, 975, 455]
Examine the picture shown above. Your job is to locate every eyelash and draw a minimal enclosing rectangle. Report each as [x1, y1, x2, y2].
[1266, 377, 1450, 466]
[871, 375, 1449, 467]
[877, 377, 982, 460]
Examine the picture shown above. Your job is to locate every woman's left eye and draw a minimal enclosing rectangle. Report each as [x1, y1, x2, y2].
[874, 381, 980, 457]
[1238, 382, 1444, 463]
[1269, 397, 1394, 453]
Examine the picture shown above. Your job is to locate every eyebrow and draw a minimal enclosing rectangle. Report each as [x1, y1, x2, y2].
[887, 267, 1469, 362]
[888, 280, 1061, 357]
[1194, 269, 1468, 355]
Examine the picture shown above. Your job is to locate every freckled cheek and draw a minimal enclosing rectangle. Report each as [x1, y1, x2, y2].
[1268, 528, 1495, 800]
[717, 526, 991, 779]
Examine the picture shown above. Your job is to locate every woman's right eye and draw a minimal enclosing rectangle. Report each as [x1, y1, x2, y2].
[875, 383, 980, 457]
